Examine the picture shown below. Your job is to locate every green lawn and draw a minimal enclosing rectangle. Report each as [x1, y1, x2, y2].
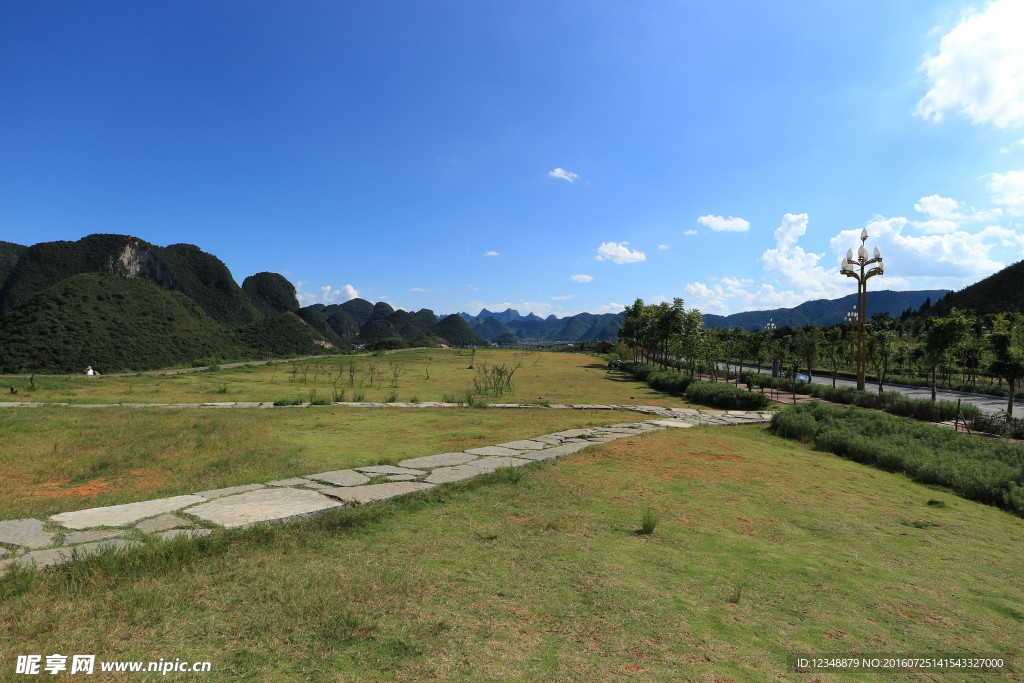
[0, 349, 689, 407]
[2, 424, 1021, 680]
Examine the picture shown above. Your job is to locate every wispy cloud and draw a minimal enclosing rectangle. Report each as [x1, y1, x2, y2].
[658, 244, 669, 250]
[916, 0, 1024, 128]
[409, 287, 430, 292]
[551, 294, 575, 301]
[570, 274, 594, 283]
[547, 167, 580, 183]
[683, 229, 698, 236]
[484, 250, 499, 256]
[595, 241, 646, 264]
[697, 214, 751, 232]
[295, 282, 360, 305]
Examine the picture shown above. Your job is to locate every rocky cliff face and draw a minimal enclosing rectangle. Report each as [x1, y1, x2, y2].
[113, 241, 179, 290]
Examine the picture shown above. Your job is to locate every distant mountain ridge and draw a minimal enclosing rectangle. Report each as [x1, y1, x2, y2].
[701, 289, 950, 330]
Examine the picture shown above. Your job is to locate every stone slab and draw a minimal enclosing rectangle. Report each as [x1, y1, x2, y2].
[424, 465, 486, 484]
[136, 514, 190, 533]
[384, 474, 418, 481]
[647, 419, 695, 429]
[64, 530, 124, 545]
[466, 456, 532, 470]
[493, 439, 549, 451]
[549, 429, 596, 438]
[397, 452, 478, 469]
[266, 477, 311, 487]
[306, 470, 371, 487]
[50, 495, 207, 530]
[464, 446, 521, 457]
[355, 465, 427, 476]
[516, 442, 592, 460]
[5, 540, 143, 570]
[193, 484, 265, 500]
[0, 518, 54, 548]
[303, 481, 330, 489]
[319, 482, 434, 504]
[186, 488, 342, 529]
[156, 529, 213, 542]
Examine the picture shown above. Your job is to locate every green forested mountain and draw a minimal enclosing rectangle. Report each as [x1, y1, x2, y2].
[0, 234, 336, 373]
[0, 241, 27, 289]
[243, 272, 300, 317]
[0, 273, 234, 373]
[930, 260, 1024, 317]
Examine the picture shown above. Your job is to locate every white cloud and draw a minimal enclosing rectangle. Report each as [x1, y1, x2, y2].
[916, 0, 1024, 128]
[296, 282, 360, 305]
[547, 168, 580, 183]
[409, 287, 429, 292]
[592, 302, 626, 314]
[570, 274, 594, 283]
[683, 229, 698, 236]
[1002, 138, 1024, 154]
[658, 244, 669, 250]
[595, 241, 646, 264]
[551, 294, 575, 301]
[697, 214, 751, 232]
[484, 250, 499, 256]
[988, 170, 1024, 216]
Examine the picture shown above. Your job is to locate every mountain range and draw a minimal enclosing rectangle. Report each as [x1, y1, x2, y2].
[0, 233, 1018, 374]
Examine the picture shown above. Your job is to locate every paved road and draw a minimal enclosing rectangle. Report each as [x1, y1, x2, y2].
[732, 363, 1022, 416]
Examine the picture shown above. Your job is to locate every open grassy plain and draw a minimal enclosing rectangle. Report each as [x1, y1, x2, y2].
[0, 406, 635, 520]
[2, 425, 1022, 680]
[0, 349, 685, 407]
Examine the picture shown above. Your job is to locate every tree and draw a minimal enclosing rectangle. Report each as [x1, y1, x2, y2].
[922, 309, 971, 401]
[823, 326, 847, 388]
[867, 322, 899, 394]
[988, 313, 1024, 416]
[794, 327, 822, 381]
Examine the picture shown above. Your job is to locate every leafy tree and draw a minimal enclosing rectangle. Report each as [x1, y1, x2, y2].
[867, 322, 899, 394]
[794, 326, 822, 381]
[922, 309, 972, 401]
[823, 326, 848, 388]
[988, 313, 1024, 416]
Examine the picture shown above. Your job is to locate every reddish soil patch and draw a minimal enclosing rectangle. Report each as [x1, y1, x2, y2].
[29, 479, 115, 498]
[690, 453, 742, 462]
[511, 515, 535, 523]
[621, 664, 646, 673]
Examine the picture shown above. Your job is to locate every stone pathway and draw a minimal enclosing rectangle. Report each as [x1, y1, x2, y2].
[0, 405, 773, 572]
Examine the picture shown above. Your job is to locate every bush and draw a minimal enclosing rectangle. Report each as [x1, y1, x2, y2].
[772, 402, 1024, 518]
[686, 381, 772, 410]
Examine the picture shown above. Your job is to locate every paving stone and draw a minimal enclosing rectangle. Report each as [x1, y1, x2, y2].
[136, 514, 190, 533]
[306, 470, 371, 487]
[64, 530, 124, 545]
[397, 452, 478, 469]
[529, 435, 567, 445]
[318, 482, 434, 504]
[549, 429, 596, 438]
[464, 446, 522, 456]
[266, 477, 312, 487]
[193, 484, 265, 500]
[493, 439, 549, 451]
[466, 456, 532, 470]
[355, 465, 427, 476]
[156, 529, 213, 542]
[50, 495, 206, 530]
[6, 540, 143, 570]
[186, 488, 342, 529]
[516, 442, 593, 460]
[647, 419, 695, 429]
[423, 465, 486, 484]
[0, 518, 54, 548]
[302, 481, 331, 489]
[384, 474, 419, 481]
[571, 404, 616, 410]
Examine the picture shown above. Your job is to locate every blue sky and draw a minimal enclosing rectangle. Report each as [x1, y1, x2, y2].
[3, 1, 1024, 317]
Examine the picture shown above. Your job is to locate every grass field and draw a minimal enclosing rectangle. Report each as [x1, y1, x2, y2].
[2, 425, 1021, 680]
[0, 406, 638, 520]
[0, 349, 688, 407]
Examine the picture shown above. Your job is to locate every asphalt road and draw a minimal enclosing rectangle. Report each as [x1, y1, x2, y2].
[733, 363, 1022, 416]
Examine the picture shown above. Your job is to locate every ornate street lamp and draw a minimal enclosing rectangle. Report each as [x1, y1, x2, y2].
[840, 229, 884, 390]
[765, 318, 776, 332]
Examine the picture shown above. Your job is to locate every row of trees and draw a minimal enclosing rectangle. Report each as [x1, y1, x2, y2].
[619, 299, 1024, 416]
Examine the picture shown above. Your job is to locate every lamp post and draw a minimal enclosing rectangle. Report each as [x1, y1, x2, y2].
[840, 229, 884, 391]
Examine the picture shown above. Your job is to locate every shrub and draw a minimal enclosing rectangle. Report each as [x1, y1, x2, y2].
[686, 381, 771, 410]
[638, 507, 660, 534]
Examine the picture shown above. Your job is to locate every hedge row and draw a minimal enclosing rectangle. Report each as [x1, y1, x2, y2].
[617, 362, 771, 410]
[771, 402, 1024, 517]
